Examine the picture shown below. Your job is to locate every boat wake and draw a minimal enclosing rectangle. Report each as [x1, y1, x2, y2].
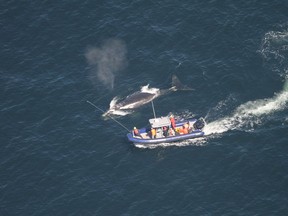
[134, 137, 208, 149]
[203, 85, 288, 135]
[260, 28, 288, 72]
[205, 27, 288, 136]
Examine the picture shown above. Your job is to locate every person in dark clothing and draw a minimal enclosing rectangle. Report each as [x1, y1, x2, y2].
[163, 126, 168, 137]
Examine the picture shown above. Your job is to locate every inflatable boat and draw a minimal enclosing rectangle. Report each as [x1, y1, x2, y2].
[127, 116, 206, 146]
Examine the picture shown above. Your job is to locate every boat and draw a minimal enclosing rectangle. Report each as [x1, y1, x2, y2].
[86, 100, 205, 146]
[127, 115, 206, 145]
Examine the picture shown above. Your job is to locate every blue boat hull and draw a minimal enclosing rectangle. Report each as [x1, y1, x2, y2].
[127, 118, 205, 145]
[127, 130, 204, 145]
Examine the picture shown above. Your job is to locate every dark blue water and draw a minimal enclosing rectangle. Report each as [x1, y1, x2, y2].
[1, 1, 288, 215]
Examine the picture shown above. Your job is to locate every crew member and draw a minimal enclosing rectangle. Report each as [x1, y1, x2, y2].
[168, 128, 175, 136]
[182, 125, 189, 134]
[151, 128, 156, 139]
[170, 114, 176, 130]
[133, 127, 141, 138]
[163, 126, 168, 137]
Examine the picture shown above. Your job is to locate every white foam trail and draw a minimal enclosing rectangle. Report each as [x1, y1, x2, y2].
[204, 88, 288, 135]
[260, 29, 288, 78]
[135, 137, 207, 149]
[205, 27, 288, 136]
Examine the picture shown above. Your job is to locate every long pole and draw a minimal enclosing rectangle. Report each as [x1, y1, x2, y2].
[86, 101, 131, 132]
[151, 100, 156, 119]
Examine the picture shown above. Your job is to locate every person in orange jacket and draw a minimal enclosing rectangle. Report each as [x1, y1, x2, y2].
[182, 125, 189, 134]
[151, 128, 156, 139]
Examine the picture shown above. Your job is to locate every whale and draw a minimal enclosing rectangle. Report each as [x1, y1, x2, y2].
[103, 75, 192, 116]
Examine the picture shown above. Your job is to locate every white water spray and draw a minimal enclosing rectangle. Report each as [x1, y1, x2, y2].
[135, 137, 207, 149]
[204, 80, 288, 136]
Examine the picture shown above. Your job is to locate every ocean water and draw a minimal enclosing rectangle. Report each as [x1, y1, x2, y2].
[1, 0, 288, 215]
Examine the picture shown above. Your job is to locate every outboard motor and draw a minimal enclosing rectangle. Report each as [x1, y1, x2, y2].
[193, 117, 205, 130]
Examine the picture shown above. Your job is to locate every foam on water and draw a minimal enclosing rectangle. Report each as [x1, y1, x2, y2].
[204, 81, 288, 135]
[204, 28, 288, 136]
[134, 137, 207, 149]
[260, 28, 288, 77]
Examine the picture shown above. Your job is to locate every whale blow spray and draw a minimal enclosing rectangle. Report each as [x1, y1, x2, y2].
[85, 39, 127, 90]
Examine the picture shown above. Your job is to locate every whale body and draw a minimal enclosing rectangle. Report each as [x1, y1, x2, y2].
[104, 75, 192, 116]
